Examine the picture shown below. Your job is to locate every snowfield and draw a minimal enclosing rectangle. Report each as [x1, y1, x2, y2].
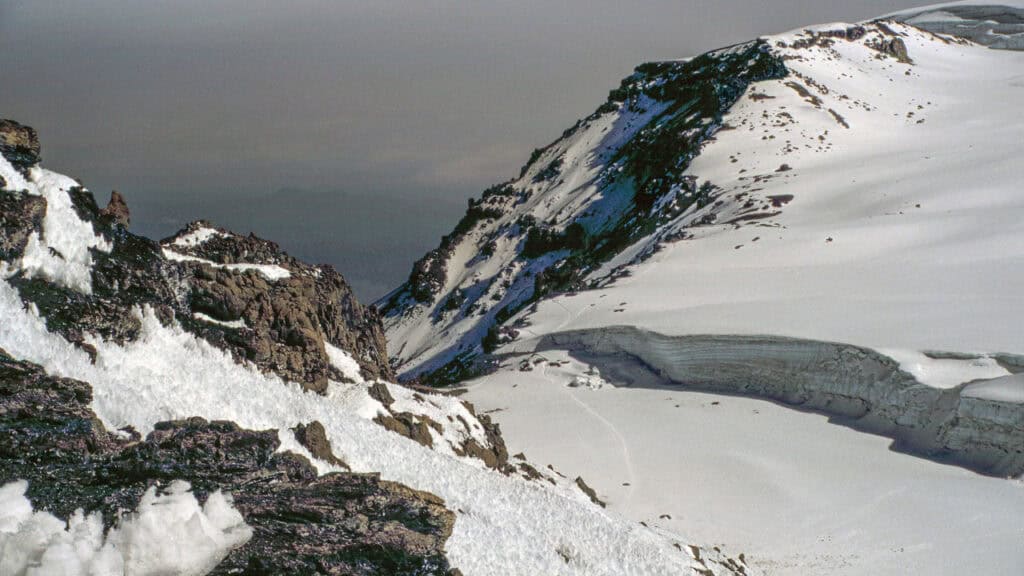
[386, 12, 1024, 576]
[513, 21, 1024, 356]
[464, 353, 1024, 576]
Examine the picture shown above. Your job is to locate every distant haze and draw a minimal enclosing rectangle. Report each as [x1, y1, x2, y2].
[0, 0, 907, 299]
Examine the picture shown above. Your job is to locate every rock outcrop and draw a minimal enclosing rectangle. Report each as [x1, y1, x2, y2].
[99, 189, 130, 227]
[0, 349, 457, 575]
[0, 119, 41, 171]
[0, 122, 393, 391]
[164, 221, 394, 390]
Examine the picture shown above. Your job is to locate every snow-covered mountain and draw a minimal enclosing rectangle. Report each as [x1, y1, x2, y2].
[3, 2, 1024, 575]
[380, 6, 1024, 575]
[381, 11, 1023, 387]
[379, 8, 1024, 417]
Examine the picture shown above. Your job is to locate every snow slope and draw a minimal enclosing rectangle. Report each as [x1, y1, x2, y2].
[464, 353, 1024, 576]
[509, 21, 1023, 355]
[384, 12, 1024, 576]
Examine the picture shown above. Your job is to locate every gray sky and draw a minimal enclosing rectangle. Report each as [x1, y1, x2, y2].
[0, 0, 907, 299]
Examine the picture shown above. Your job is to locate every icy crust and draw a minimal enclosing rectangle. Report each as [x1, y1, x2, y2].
[0, 479, 250, 576]
[0, 157, 112, 294]
[524, 327, 1024, 477]
[0, 276, 752, 576]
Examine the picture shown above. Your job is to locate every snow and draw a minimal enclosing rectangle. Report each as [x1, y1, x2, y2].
[464, 353, 1024, 576]
[0, 158, 113, 294]
[883, 1, 1024, 50]
[0, 269, 744, 575]
[879, 349, 1011, 389]
[884, 1, 1024, 18]
[160, 248, 292, 281]
[192, 312, 247, 330]
[963, 373, 1024, 403]
[323, 342, 364, 382]
[440, 20, 1024, 576]
[0, 479, 250, 576]
[171, 227, 227, 248]
[513, 22, 1024, 357]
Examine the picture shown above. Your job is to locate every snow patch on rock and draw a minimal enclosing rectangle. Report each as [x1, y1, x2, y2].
[160, 248, 292, 280]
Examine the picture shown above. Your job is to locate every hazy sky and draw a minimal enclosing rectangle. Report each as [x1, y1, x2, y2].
[0, 0, 907, 299]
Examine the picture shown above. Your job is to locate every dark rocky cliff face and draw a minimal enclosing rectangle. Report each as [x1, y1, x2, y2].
[0, 120, 393, 390]
[0, 349, 457, 575]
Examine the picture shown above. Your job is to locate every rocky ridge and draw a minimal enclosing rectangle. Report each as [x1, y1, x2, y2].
[0, 119, 391, 392]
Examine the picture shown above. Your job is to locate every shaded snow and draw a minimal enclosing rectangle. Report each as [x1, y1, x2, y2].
[963, 373, 1024, 403]
[0, 479, 250, 576]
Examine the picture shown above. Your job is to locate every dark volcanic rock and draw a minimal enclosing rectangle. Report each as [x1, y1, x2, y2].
[0, 190, 45, 261]
[0, 350, 456, 575]
[168, 221, 394, 390]
[0, 118, 41, 170]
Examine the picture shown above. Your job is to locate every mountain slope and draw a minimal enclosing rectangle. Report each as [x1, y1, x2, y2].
[381, 16, 1024, 384]
[0, 122, 752, 575]
[382, 11, 1024, 574]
